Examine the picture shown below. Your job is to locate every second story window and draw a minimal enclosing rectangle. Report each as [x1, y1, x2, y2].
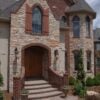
[60, 16, 67, 29]
[32, 7, 42, 34]
[72, 16, 80, 38]
[86, 16, 91, 37]
[96, 43, 100, 51]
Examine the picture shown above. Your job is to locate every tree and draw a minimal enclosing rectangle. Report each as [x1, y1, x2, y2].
[77, 49, 85, 86]
[75, 49, 86, 98]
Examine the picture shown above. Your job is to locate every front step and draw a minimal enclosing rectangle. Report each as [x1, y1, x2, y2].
[25, 84, 52, 90]
[24, 80, 63, 100]
[28, 91, 62, 99]
[28, 87, 58, 94]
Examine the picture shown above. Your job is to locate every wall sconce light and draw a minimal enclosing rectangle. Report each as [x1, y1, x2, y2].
[13, 47, 19, 75]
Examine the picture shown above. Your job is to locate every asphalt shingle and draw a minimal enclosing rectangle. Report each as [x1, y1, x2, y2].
[66, 0, 96, 18]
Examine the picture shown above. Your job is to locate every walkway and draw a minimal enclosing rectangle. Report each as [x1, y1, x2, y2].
[41, 95, 79, 100]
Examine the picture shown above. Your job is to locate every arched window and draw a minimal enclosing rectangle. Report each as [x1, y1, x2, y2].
[60, 16, 67, 43]
[60, 16, 67, 28]
[72, 16, 80, 37]
[32, 7, 42, 34]
[86, 16, 91, 37]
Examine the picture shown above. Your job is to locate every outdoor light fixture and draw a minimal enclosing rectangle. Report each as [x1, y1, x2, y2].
[13, 47, 19, 75]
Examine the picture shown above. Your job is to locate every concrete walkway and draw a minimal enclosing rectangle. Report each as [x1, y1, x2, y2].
[41, 95, 79, 100]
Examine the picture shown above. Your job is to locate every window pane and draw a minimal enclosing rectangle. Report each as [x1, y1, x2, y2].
[72, 16, 80, 37]
[60, 16, 67, 28]
[74, 51, 80, 70]
[87, 51, 91, 70]
[32, 7, 42, 34]
[96, 58, 100, 68]
[60, 33, 65, 43]
[73, 21, 80, 37]
[86, 16, 90, 37]
[96, 44, 100, 50]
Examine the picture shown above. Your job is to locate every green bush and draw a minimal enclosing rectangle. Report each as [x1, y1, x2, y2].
[74, 81, 83, 95]
[86, 77, 95, 86]
[69, 76, 76, 85]
[94, 75, 100, 86]
[95, 74, 100, 80]
[74, 80, 86, 98]
[79, 89, 86, 98]
[0, 74, 3, 86]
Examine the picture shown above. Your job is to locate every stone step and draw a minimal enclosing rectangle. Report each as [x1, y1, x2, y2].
[28, 87, 58, 94]
[25, 84, 52, 90]
[28, 91, 62, 99]
[25, 80, 48, 86]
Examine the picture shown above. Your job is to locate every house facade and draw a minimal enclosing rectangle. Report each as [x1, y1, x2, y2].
[0, 0, 96, 94]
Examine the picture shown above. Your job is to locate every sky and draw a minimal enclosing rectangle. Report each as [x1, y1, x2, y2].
[85, 0, 100, 29]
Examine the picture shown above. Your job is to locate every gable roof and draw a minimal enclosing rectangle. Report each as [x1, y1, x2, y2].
[0, 0, 16, 10]
[0, 0, 25, 21]
[65, 0, 96, 18]
[46, 0, 68, 20]
[0, 0, 69, 21]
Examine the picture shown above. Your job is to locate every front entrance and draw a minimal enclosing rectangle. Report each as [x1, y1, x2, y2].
[23, 45, 50, 79]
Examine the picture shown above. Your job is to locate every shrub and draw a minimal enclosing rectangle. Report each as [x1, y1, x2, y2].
[95, 74, 100, 80]
[0, 73, 3, 86]
[74, 81, 83, 95]
[94, 75, 100, 86]
[69, 76, 76, 85]
[79, 89, 86, 98]
[86, 77, 95, 86]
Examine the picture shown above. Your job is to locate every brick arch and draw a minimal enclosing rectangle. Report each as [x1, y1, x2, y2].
[21, 43, 51, 67]
[32, 3, 44, 14]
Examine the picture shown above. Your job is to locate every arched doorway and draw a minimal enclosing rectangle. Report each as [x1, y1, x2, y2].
[22, 45, 50, 80]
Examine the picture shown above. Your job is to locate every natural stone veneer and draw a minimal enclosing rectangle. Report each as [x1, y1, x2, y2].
[9, 0, 65, 92]
[9, 0, 95, 93]
[68, 14, 94, 77]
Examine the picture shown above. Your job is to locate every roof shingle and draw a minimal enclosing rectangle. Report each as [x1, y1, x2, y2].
[65, 0, 96, 18]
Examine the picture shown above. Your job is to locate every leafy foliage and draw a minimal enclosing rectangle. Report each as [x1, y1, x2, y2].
[74, 49, 86, 97]
[86, 77, 95, 86]
[0, 73, 3, 86]
[86, 75, 100, 86]
[69, 76, 76, 85]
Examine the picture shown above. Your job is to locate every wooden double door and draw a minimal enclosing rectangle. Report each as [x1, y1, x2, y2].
[24, 46, 44, 79]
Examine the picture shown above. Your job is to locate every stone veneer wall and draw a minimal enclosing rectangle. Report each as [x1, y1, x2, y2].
[68, 13, 94, 77]
[9, 0, 65, 92]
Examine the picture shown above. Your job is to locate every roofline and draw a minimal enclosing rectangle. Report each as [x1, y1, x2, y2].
[66, 10, 96, 19]
[0, 17, 10, 22]
[11, 0, 26, 14]
[64, 0, 75, 6]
